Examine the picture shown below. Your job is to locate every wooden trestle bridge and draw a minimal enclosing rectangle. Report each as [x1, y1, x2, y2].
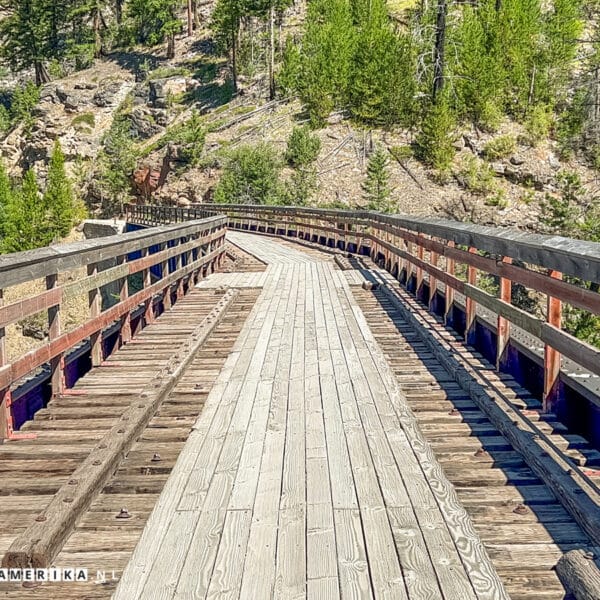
[1, 204, 600, 600]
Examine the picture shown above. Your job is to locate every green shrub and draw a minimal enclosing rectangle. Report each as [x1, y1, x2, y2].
[0, 105, 10, 133]
[169, 111, 206, 167]
[285, 126, 321, 167]
[477, 100, 503, 133]
[455, 155, 497, 195]
[284, 166, 318, 205]
[72, 112, 96, 128]
[10, 82, 40, 129]
[525, 104, 553, 146]
[483, 135, 516, 160]
[214, 143, 283, 205]
[485, 190, 507, 208]
[414, 102, 456, 173]
[390, 145, 413, 161]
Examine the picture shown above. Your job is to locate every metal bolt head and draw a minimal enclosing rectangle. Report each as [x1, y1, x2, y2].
[116, 508, 131, 519]
[513, 504, 528, 515]
[35, 515, 47, 522]
[151, 453, 162, 462]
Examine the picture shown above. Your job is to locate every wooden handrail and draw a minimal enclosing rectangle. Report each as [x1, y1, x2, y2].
[126, 203, 600, 411]
[0, 216, 227, 439]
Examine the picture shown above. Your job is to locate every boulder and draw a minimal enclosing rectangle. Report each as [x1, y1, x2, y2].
[93, 81, 124, 107]
[129, 108, 165, 140]
[56, 88, 82, 111]
[548, 153, 561, 171]
[510, 155, 526, 166]
[149, 77, 188, 108]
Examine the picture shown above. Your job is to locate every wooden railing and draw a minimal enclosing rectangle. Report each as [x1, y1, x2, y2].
[127, 203, 600, 412]
[0, 216, 227, 439]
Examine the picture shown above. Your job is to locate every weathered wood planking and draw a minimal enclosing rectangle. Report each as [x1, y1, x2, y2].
[2, 290, 238, 569]
[114, 232, 506, 600]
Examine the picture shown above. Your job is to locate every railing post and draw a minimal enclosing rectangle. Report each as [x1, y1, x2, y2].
[429, 248, 439, 312]
[117, 255, 132, 344]
[46, 273, 64, 396]
[162, 242, 172, 311]
[416, 235, 425, 298]
[445, 241, 455, 326]
[176, 239, 185, 299]
[141, 248, 155, 325]
[0, 288, 8, 437]
[465, 247, 478, 344]
[544, 270, 563, 412]
[0, 288, 36, 441]
[88, 263, 103, 367]
[496, 257, 512, 371]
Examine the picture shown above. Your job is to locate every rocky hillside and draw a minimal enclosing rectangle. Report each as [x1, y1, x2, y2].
[0, 1, 598, 231]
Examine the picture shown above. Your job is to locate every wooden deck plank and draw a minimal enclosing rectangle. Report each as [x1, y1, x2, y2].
[113, 234, 508, 600]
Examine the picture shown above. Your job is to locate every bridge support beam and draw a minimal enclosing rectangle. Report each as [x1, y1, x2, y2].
[544, 270, 562, 412]
[496, 257, 512, 371]
[47, 273, 65, 396]
[88, 263, 103, 367]
[444, 242, 455, 326]
[465, 247, 478, 345]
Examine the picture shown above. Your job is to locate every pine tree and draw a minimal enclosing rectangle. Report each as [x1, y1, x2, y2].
[4, 169, 50, 252]
[297, 0, 356, 122]
[128, 0, 181, 58]
[0, 161, 13, 253]
[349, 0, 415, 127]
[362, 146, 391, 211]
[44, 140, 75, 238]
[212, 0, 245, 91]
[0, 0, 54, 85]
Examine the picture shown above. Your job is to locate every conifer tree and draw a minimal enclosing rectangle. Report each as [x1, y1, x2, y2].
[0, 161, 12, 252]
[4, 169, 49, 252]
[362, 146, 391, 211]
[128, 0, 181, 58]
[297, 0, 355, 122]
[45, 141, 75, 238]
[212, 0, 245, 91]
[0, 0, 54, 85]
[349, 0, 415, 126]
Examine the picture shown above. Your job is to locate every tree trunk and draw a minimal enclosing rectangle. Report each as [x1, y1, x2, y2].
[269, 6, 276, 100]
[115, 0, 123, 24]
[432, 0, 447, 103]
[167, 33, 176, 59]
[34, 62, 51, 86]
[193, 0, 201, 28]
[232, 24, 238, 92]
[187, 0, 194, 36]
[93, 9, 102, 58]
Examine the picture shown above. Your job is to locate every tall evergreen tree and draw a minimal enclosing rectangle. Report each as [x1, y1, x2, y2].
[297, 0, 355, 122]
[45, 141, 75, 238]
[4, 169, 49, 252]
[0, 161, 12, 252]
[212, 0, 245, 91]
[349, 0, 415, 126]
[362, 146, 391, 211]
[128, 0, 181, 58]
[0, 0, 54, 84]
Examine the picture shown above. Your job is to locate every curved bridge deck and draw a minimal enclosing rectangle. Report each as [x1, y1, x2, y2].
[2, 230, 599, 599]
[115, 232, 504, 599]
